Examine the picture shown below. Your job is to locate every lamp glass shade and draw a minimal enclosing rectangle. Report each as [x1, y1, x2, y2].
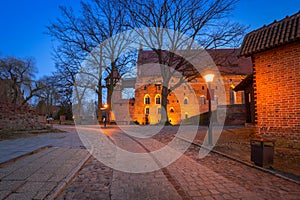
[204, 74, 214, 83]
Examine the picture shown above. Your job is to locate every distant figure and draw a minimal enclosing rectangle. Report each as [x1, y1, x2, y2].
[103, 117, 107, 127]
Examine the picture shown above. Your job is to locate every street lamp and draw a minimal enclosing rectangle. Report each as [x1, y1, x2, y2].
[204, 73, 214, 146]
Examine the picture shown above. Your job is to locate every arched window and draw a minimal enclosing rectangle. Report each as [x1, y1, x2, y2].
[185, 112, 189, 119]
[144, 95, 150, 104]
[184, 97, 188, 104]
[145, 106, 150, 115]
[155, 94, 161, 104]
[170, 107, 175, 113]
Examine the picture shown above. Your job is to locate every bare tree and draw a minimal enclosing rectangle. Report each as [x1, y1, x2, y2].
[47, 0, 135, 122]
[35, 75, 62, 118]
[0, 56, 46, 106]
[121, 0, 247, 124]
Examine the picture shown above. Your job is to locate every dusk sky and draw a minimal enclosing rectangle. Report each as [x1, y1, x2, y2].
[0, 0, 298, 79]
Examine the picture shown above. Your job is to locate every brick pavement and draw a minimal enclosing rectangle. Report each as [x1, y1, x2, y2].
[56, 126, 300, 200]
[0, 147, 90, 200]
[1, 125, 298, 199]
[0, 125, 90, 200]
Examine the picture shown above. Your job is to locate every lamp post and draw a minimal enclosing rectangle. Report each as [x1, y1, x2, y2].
[204, 74, 214, 146]
[101, 104, 109, 127]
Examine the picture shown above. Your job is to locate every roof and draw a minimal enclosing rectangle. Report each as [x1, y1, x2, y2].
[137, 49, 252, 77]
[233, 74, 253, 92]
[240, 11, 300, 57]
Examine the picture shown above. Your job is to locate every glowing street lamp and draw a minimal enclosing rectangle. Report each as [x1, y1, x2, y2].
[103, 104, 108, 109]
[204, 73, 214, 146]
[204, 74, 214, 83]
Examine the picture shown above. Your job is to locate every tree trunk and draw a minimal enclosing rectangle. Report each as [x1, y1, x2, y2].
[97, 82, 103, 123]
[161, 78, 171, 125]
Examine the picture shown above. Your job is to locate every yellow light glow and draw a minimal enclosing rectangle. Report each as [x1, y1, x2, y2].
[204, 74, 214, 83]
[103, 104, 108, 108]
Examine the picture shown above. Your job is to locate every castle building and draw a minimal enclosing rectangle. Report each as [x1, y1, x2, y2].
[111, 48, 252, 125]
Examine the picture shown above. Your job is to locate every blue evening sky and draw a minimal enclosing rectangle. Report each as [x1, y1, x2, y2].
[0, 0, 298, 78]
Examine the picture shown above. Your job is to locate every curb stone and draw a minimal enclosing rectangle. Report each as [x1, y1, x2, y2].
[46, 151, 92, 200]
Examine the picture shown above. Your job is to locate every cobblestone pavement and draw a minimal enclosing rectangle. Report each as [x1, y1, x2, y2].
[57, 126, 300, 200]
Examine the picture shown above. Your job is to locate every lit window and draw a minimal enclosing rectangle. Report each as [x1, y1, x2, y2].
[145, 107, 150, 114]
[184, 98, 188, 104]
[144, 95, 150, 104]
[155, 94, 161, 104]
[185, 112, 188, 119]
[241, 91, 245, 104]
[230, 89, 236, 104]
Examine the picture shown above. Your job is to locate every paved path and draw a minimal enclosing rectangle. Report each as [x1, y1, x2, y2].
[0, 126, 90, 200]
[58, 126, 300, 200]
[0, 126, 84, 164]
[1, 125, 299, 199]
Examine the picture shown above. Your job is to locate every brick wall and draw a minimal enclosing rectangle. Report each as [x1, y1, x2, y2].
[0, 103, 46, 131]
[253, 42, 300, 140]
[217, 104, 246, 126]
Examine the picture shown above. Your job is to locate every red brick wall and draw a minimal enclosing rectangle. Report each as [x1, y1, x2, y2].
[0, 103, 45, 131]
[253, 42, 300, 139]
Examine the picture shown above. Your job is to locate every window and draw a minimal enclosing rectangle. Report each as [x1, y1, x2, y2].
[184, 98, 188, 104]
[213, 95, 218, 104]
[144, 86, 147, 90]
[200, 96, 206, 105]
[202, 86, 205, 90]
[241, 91, 245, 104]
[185, 112, 188, 119]
[145, 107, 150, 115]
[230, 89, 236, 104]
[170, 107, 175, 113]
[156, 85, 161, 90]
[144, 95, 150, 104]
[155, 94, 161, 104]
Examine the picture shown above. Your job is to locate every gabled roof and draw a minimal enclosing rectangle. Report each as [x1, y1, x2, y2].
[137, 49, 252, 77]
[240, 11, 300, 57]
[233, 74, 253, 92]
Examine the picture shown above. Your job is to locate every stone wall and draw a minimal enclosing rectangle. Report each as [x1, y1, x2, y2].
[0, 103, 46, 131]
[253, 42, 300, 140]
